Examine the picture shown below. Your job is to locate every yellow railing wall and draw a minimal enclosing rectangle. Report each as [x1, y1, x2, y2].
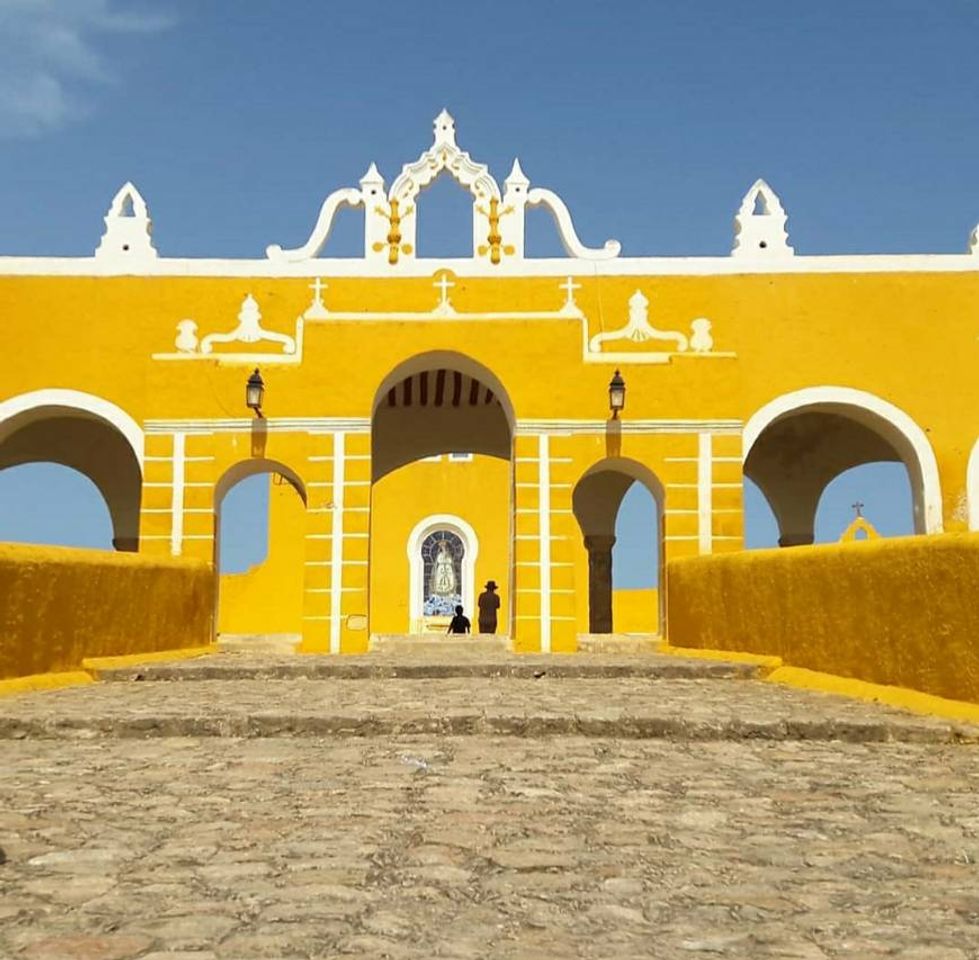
[612, 588, 659, 634]
[666, 534, 979, 703]
[0, 542, 215, 680]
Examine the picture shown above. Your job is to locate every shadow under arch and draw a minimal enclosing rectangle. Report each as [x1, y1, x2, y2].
[371, 349, 515, 483]
[0, 389, 144, 551]
[743, 386, 942, 544]
[572, 456, 665, 635]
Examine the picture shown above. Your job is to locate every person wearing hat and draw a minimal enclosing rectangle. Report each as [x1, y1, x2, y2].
[477, 580, 501, 634]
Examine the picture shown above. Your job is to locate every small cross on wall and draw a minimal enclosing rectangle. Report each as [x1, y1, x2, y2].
[852, 501, 865, 518]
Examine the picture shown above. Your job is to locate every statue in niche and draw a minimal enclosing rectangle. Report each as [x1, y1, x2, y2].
[430, 539, 457, 596]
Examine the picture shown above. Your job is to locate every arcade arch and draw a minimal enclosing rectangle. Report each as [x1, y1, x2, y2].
[573, 458, 664, 634]
[213, 459, 307, 635]
[0, 390, 143, 551]
[370, 352, 513, 634]
[743, 386, 941, 546]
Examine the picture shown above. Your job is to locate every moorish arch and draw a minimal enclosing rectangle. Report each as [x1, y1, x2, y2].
[743, 386, 942, 545]
[572, 457, 665, 634]
[0, 389, 144, 551]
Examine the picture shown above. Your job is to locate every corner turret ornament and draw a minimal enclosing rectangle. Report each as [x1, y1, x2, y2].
[266, 110, 620, 264]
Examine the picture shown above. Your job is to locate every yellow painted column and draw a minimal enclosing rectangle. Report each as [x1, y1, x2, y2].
[710, 431, 744, 553]
[139, 432, 176, 557]
[512, 434, 542, 652]
[299, 437, 334, 653]
[663, 434, 701, 564]
[547, 434, 580, 653]
[339, 432, 372, 654]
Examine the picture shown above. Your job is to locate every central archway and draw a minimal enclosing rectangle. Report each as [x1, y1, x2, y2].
[370, 352, 513, 635]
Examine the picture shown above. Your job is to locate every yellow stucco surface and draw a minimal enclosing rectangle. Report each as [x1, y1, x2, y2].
[0, 542, 215, 680]
[2, 262, 978, 647]
[218, 474, 306, 636]
[666, 533, 979, 704]
[369, 454, 510, 639]
[611, 588, 659, 634]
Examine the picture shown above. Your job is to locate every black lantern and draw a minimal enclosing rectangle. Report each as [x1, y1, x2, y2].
[608, 369, 626, 419]
[246, 368, 265, 417]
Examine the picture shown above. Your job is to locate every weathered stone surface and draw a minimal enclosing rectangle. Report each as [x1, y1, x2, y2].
[2, 662, 979, 957]
[2, 734, 979, 957]
[0, 675, 972, 742]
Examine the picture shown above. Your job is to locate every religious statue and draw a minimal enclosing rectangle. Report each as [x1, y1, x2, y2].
[430, 540, 456, 596]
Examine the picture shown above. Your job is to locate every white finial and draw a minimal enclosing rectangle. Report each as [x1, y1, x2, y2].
[433, 108, 456, 147]
[359, 162, 384, 187]
[505, 158, 530, 189]
[95, 181, 157, 261]
[732, 178, 793, 258]
[969, 224, 978, 255]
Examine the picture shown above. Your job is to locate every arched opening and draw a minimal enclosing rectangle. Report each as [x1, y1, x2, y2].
[214, 459, 307, 638]
[0, 391, 143, 551]
[573, 458, 664, 635]
[370, 351, 513, 635]
[413, 173, 477, 259]
[0, 463, 115, 549]
[744, 387, 940, 546]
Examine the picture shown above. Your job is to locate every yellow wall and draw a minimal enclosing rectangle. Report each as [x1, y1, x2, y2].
[612, 588, 659, 634]
[218, 474, 305, 636]
[4, 267, 979, 650]
[666, 534, 979, 703]
[369, 454, 510, 636]
[0, 542, 214, 680]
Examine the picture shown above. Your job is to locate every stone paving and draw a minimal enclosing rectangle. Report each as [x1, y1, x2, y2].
[1, 659, 979, 958]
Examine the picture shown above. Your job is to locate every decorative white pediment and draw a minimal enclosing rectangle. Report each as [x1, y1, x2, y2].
[587, 290, 733, 365]
[266, 110, 621, 266]
[731, 179, 793, 258]
[95, 182, 157, 261]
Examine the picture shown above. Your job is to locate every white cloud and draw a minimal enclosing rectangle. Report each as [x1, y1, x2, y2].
[0, 0, 173, 138]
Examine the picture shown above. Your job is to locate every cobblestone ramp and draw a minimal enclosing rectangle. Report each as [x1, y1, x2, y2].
[3, 736, 979, 958]
[0, 673, 976, 742]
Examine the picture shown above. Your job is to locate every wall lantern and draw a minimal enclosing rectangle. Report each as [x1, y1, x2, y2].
[608, 369, 626, 419]
[246, 367, 265, 418]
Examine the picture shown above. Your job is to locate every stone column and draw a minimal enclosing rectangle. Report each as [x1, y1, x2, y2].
[584, 534, 616, 634]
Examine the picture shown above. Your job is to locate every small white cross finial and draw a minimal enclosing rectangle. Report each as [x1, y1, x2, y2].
[560, 276, 581, 308]
[304, 277, 329, 320]
[310, 277, 327, 303]
[434, 272, 455, 307]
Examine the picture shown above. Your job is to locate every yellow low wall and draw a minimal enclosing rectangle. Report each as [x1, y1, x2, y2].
[666, 534, 979, 704]
[612, 588, 659, 634]
[0, 542, 215, 680]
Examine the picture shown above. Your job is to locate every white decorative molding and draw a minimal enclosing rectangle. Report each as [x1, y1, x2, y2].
[94, 182, 157, 262]
[406, 512, 479, 634]
[527, 187, 621, 260]
[142, 415, 742, 437]
[586, 290, 733, 364]
[266, 187, 363, 262]
[154, 289, 322, 365]
[742, 385, 943, 534]
[969, 224, 978, 255]
[201, 294, 296, 354]
[0, 388, 144, 466]
[732, 179, 793, 258]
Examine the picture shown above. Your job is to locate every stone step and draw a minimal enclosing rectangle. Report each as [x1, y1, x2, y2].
[91, 653, 758, 683]
[577, 634, 660, 655]
[217, 633, 300, 655]
[369, 633, 512, 658]
[0, 676, 973, 743]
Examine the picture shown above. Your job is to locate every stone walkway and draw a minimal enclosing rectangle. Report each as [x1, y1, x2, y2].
[1, 655, 979, 958]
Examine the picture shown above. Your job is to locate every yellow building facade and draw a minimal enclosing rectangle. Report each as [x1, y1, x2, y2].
[1, 111, 978, 653]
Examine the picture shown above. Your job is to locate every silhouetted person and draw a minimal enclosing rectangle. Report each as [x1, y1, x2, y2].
[447, 604, 471, 635]
[477, 580, 501, 634]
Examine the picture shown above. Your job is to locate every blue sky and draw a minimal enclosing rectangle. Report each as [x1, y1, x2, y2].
[0, 0, 969, 581]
